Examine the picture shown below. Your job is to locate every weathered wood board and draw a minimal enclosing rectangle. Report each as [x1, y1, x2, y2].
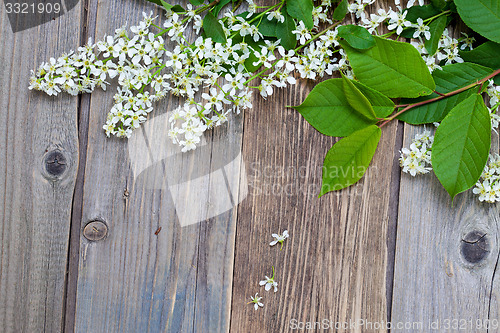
[0, 2, 81, 332]
[72, 0, 244, 332]
[229, 82, 401, 332]
[2, 0, 500, 332]
[392, 125, 500, 333]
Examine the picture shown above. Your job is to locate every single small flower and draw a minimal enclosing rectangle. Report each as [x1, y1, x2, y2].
[413, 18, 431, 40]
[387, 9, 412, 35]
[407, 0, 425, 7]
[259, 266, 278, 292]
[247, 293, 264, 310]
[459, 32, 475, 51]
[270, 230, 289, 250]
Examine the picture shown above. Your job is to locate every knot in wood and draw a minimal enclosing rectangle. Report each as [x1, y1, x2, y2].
[83, 221, 108, 242]
[461, 231, 490, 264]
[43, 150, 67, 178]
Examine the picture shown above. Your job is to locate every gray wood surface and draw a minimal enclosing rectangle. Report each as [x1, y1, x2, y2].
[0, 3, 81, 332]
[392, 125, 500, 333]
[2, 0, 500, 332]
[229, 81, 401, 333]
[71, 1, 244, 332]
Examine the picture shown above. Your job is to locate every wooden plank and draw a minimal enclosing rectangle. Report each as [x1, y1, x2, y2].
[230, 2, 401, 332]
[72, 1, 244, 332]
[392, 124, 500, 332]
[64, 0, 100, 330]
[0, 3, 81, 332]
[229, 83, 400, 331]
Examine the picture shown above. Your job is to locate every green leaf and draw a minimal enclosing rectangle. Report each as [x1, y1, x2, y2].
[320, 125, 381, 196]
[424, 16, 447, 55]
[405, 5, 441, 23]
[260, 8, 296, 50]
[212, 0, 231, 16]
[432, 94, 491, 200]
[188, 0, 204, 5]
[203, 11, 227, 44]
[342, 37, 435, 98]
[460, 41, 500, 69]
[342, 74, 377, 120]
[400, 28, 418, 39]
[398, 63, 493, 124]
[352, 81, 395, 118]
[278, 8, 297, 50]
[455, 0, 500, 43]
[293, 79, 377, 137]
[258, 18, 279, 37]
[337, 25, 375, 50]
[430, 0, 447, 10]
[333, 0, 348, 21]
[146, 0, 185, 12]
[286, 0, 314, 29]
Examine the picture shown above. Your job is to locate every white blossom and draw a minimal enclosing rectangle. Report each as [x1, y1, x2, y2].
[270, 230, 289, 250]
[247, 293, 264, 310]
[259, 267, 278, 292]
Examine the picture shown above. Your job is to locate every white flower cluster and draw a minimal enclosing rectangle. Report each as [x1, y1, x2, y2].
[30, 0, 474, 152]
[473, 154, 500, 203]
[31, 1, 349, 151]
[161, 0, 342, 150]
[399, 130, 433, 176]
[30, 12, 167, 138]
[28, 39, 109, 96]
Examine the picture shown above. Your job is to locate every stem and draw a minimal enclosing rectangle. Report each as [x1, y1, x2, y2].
[196, 0, 221, 14]
[379, 68, 500, 128]
[423, 10, 451, 23]
[247, 2, 282, 25]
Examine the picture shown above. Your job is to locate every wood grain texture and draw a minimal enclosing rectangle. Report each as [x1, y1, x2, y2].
[392, 125, 500, 332]
[230, 1, 401, 332]
[0, 3, 81, 332]
[72, 1, 244, 332]
[229, 81, 400, 332]
[64, 0, 99, 329]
